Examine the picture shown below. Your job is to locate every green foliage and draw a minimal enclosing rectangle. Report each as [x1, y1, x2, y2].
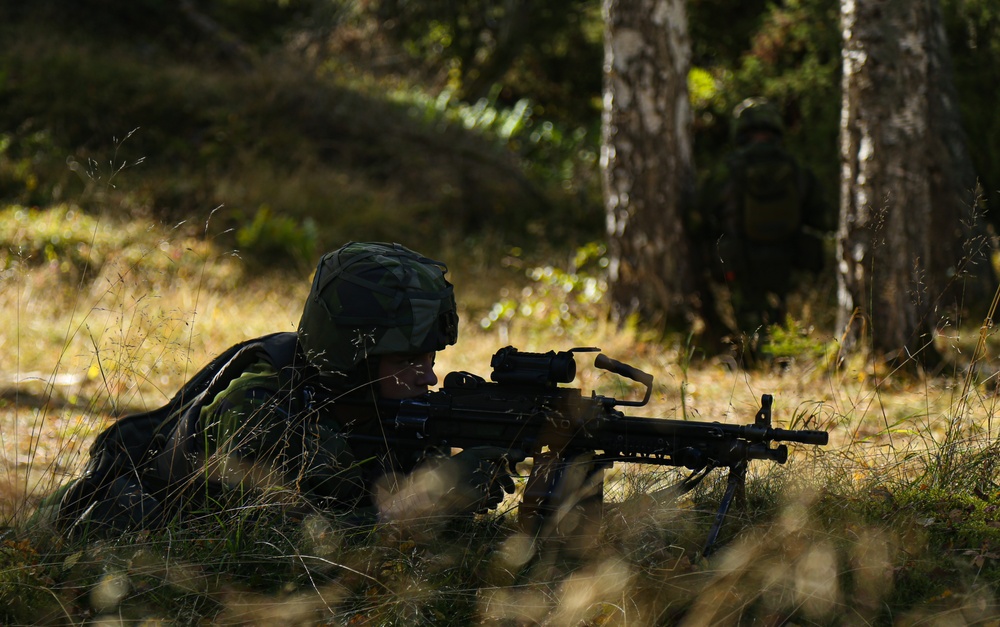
[857, 481, 1000, 611]
[688, 66, 721, 111]
[235, 206, 317, 270]
[0, 205, 121, 278]
[0, 132, 54, 206]
[0, 204, 241, 290]
[0, 538, 62, 624]
[6, 0, 1000, 248]
[393, 85, 601, 203]
[760, 316, 834, 362]
[694, 0, 842, 194]
[480, 242, 608, 339]
[893, 485, 1000, 550]
[347, 2, 606, 225]
[0, 13, 597, 252]
[366, 0, 603, 123]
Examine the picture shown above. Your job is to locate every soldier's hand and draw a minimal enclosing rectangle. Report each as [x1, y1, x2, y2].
[451, 446, 523, 512]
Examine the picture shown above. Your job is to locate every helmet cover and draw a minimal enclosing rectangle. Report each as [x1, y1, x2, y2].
[297, 242, 459, 374]
[731, 97, 785, 143]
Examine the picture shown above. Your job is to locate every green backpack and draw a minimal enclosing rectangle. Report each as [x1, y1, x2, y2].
[732, 142, 803, 244]
[52, 332, 303, 537]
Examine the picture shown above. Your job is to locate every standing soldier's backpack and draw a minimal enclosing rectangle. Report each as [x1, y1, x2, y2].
[731, 141, 804, 244]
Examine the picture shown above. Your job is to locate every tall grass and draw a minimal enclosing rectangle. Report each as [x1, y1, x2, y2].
[2, 207, 1000, 624]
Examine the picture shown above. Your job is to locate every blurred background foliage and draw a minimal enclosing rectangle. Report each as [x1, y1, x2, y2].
[0, 0, 997, 266]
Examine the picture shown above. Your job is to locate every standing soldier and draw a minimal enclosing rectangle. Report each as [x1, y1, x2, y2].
[696, 97, 833, 361]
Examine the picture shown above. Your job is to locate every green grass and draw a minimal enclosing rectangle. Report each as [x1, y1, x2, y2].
[2, 207, 1000, 624]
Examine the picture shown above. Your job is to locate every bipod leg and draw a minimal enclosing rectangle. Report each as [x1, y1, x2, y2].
[702, 460, 747, 557]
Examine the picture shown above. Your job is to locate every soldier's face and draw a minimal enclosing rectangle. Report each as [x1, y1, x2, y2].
[378, 352, 438, 399]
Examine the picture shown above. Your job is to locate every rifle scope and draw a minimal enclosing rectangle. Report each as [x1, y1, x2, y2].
[490, 346, 576, 386]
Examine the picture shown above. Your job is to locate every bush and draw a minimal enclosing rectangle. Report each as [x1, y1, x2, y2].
[235, 206, 317, 270]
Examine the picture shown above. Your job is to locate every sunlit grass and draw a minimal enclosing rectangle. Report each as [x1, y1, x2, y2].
[2, 206, 1000, 623]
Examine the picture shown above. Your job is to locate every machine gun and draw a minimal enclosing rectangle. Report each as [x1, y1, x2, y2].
[354, 346, 829, 555]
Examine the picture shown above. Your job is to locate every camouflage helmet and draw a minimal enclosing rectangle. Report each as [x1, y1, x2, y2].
[731, 97, 784, 144]
[297, 242, 459, 374]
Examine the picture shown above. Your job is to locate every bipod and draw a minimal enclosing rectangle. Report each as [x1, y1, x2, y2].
[701, 395, 773, 556]
[701, 459, 747, 557]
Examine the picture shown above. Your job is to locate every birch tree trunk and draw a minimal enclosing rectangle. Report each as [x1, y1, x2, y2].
[837, 0, 989, 368]
[602, 0, 699, 328]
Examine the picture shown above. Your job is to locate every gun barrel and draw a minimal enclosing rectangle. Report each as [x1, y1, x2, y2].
[771, 428, 829, 446]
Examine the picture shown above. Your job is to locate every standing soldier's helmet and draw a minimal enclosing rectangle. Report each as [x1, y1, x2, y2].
[731, 97, 785, 145]
[297, 242, 459, 376]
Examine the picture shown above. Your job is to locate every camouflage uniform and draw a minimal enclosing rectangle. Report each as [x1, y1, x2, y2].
[45, 242, 507, 537]
[192, 240, 461, 516]
[186, 359, 369, 518]
[696, 99, 833, 351]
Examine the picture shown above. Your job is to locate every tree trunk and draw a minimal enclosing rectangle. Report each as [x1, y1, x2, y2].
[601, 0, 699, 328]
[837, 0, 988, 370]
